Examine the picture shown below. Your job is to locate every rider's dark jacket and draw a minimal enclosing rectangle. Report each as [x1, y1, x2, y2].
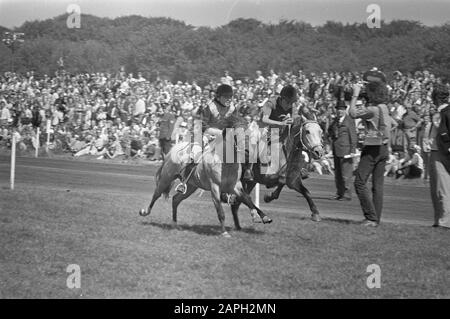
[259, 96, 292, 129]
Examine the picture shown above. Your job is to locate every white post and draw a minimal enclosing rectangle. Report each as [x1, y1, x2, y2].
[35, 127, 40, 158]
[255, 183, 260, 208]
[46, 119, 50, 153]
[10, 132, 16, 190]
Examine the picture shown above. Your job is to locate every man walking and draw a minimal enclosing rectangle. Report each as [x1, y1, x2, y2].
[328, 100, 357, 200]
[429, 84, 450, 228]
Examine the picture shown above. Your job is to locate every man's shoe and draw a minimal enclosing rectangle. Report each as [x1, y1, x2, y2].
[438, 217, 450, 229]
[175, 183, 187, 194]
[360, 220, 378, 227]
[338, 196, 352, 201]
[332, 195, 342, 200]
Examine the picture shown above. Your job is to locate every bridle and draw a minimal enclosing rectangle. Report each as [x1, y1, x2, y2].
[290, 119, 323, 153]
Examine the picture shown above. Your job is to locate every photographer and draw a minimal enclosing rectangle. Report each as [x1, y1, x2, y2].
[349, 69, 392, 227]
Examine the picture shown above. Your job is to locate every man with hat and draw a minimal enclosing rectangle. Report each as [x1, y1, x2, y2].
[328, 100, 357, 201]
[349, 69, 392, 227]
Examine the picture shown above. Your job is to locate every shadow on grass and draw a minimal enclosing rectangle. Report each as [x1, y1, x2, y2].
[284, 214, 360, 225]
[140, 221, 265, 236]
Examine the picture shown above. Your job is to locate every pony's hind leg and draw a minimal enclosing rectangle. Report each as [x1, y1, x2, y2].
[230, 203, 242, 231]
[264, 184, 284, 203]
[139, 173, 174, 217]
[210, 184, 230, 237]
[171, 183, 198, 228]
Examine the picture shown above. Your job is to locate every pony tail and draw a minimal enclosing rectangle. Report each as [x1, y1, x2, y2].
[155, 162, 172, 200]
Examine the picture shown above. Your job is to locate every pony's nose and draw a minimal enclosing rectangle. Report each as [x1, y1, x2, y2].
[314, 147, 324, 159]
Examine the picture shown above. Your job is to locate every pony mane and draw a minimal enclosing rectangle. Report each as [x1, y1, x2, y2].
[219, 114, 248, 129]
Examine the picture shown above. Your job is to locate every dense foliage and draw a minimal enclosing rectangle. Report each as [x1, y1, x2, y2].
[1, 14, 450, 84]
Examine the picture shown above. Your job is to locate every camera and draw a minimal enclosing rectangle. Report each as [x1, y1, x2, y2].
[332, 82, 367, 102]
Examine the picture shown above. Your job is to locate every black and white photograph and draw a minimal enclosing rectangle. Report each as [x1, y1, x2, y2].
[0, 0, 449, 303]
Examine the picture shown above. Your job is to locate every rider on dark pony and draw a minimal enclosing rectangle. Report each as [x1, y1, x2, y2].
[254, 85, 309, 180]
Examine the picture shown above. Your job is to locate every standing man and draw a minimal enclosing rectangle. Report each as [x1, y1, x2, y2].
[429, 84, 450, 228]
[349, 70, 391, 227]
[158, 103, 176, 160]
[401, 100, 422, 149]
[328, 100, 357, 201]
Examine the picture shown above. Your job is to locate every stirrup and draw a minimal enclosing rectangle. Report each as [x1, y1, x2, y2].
[243, 169, 254, 181]
[226, 194, 237, 205]
[175, 182, 187, 194]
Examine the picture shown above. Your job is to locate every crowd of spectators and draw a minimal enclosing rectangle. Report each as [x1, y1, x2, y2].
[0, 68, 449, 180]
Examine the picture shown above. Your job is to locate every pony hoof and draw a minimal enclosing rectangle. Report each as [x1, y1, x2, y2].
[263, 195, 271, 203]
[262, 216, 272, 224]
[311, 214, 321, 222]
[221, 231, 231, 238]
[139, 209, 148, 217]
[251, 210, 262, 223]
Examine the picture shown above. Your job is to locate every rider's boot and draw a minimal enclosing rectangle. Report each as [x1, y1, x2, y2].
[242, 163, 254, 181]
[175, 162, 195, 194]
[175, 182, 187, 194]
[220, 193, 237, 205]
[301, 167, 309, 180]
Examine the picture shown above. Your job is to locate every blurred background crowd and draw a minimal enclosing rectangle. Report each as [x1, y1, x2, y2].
[0, 68, 448, 180]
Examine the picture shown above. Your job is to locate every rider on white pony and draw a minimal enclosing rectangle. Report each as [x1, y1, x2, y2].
[175, 84, 252, 194]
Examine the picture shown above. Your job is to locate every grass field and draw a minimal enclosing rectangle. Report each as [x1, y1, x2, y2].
[0, 157, 449, 298]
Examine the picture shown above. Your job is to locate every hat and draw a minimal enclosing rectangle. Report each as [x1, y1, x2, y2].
[280, 85, 298, 103]
[216, 84, 233, 97]
[363, 69, 386, 84]
[336, 100, 347, 109]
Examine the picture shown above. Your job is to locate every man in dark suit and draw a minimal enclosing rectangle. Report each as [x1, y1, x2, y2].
[328, 100, 357, 201]
[430, 84, 450, 228]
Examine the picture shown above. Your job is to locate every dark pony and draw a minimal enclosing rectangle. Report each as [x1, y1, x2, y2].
[234, 116, 324, 222]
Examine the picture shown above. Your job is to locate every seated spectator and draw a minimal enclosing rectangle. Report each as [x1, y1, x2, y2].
[396, 145, 424, 179]
[130, 133, 143, 158]
[99, 135, 124, 159]
[385, 152, 401, 177]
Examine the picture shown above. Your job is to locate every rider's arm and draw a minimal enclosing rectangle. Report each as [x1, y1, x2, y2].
[261, 101, 289, 127]
[201, 105, 222, 137]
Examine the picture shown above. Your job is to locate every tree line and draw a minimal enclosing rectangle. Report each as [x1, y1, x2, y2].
[1, 14, 450, 84]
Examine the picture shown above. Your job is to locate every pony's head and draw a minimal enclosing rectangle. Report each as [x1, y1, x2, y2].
[289, 117, 324, 160]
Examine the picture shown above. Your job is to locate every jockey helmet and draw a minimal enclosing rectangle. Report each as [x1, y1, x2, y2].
[216, 84, 233, 97]
[280, 85, 298, 103]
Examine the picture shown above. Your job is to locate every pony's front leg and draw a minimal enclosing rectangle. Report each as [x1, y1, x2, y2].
[234, 184, 272, 224]
[287, 175, 321, 222]
[211, 184, 231, 237]
[264, 184, 284, 203]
